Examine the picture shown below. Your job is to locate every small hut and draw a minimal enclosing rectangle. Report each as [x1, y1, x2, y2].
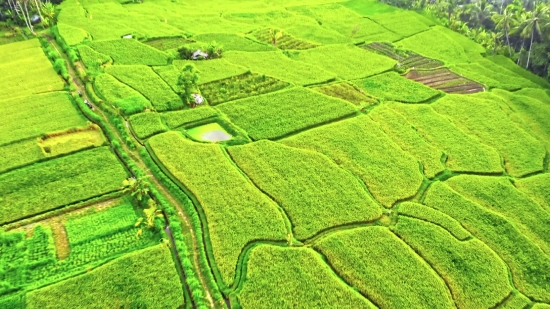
[191, 50, 208, 60]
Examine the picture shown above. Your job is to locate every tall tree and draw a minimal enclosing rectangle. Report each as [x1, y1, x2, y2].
[492, 7, 517, 55]
[467, 0, 494, 27]
[519, 4, 549, 68]
[177, 64, 200, 108]
[122, 177, 150, 202]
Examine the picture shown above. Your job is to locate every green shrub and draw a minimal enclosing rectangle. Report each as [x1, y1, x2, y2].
[216, 87, 358, 140]
[129, 112, 168, 139]
[282, 115, 423, 207]
[89, 39, 171, 66]
[238, 245, 376, 308]
[314, 226, 455, 308]
[93, 73, 151, 115]
[355, 72, 441, 103]
[229, 140, 383, 239]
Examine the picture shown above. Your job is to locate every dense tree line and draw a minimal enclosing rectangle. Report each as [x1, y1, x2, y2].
[385, 0, 550, 79]
[0, 0, 57, 35]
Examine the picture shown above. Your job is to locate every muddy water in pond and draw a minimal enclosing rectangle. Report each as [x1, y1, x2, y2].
[187, 122, 232, 142]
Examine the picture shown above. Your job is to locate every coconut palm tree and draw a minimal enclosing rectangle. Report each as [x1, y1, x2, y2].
[122, 177, 150, 201]
[467, 0, 494, 27]
[492, 7, 517, 55]
[519, 4, 549, 68]
[41, 2, 56, 27]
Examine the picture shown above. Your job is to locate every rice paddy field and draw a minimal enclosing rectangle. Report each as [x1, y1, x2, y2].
[1, 0, 550, 308]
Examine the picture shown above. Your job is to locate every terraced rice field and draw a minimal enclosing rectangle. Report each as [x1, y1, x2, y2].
[1, 0, 550, 308]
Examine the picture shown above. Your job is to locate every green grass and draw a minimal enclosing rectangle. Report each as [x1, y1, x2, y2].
[238, 245, 376, 309]
[216, 87, 358, 140]
[94, 73, 152, 115]
[369, 105, 445, 178]
[26, 245, 184, 309]
[433, 94, 546, 177]
[312, 82, 378, 107]
[314, 226, 455, 309]
[514, 174, 550, 213]
[424, 181, 550, 302]
[282, 115, 423, 207]
[229, 140, 383, 239]
[397, 202, 471, 240]
[355, 72, 441, 103]
[105, 65, 183, 111]
[129, 112, 168, 140]
[88, 39, 171, 66]
[390, 103, 503, 173]
[148, 132, 287, 285]
[0, 92, 88, 146]
[77, 45, 112, 69]
[161, 106, 219, 129]
[173, 59, 249, 84]
[0, 146, 128, 224]
[223, 51, 336, 85]
[393, 216, 512, 308]
[289, 44, 396, 80]
[65, 202, 137, 245]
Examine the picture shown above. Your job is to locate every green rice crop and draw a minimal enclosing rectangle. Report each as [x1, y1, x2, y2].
[216, 87, 358, 140]
[390, 103, 503, 173]
[192, 33, 275, 52]
[88, 39, 171, 66]
[228, 140, 383, 239]
[369, 105, 445, 178]
[314, 226, 455, 309]
[393, 216, 512, 308]
[342, 0, 398, 16]
[290, 45, 396, 80]
[0, 92, 87, 146]
[369, 11, 430, 37]
[94, 73, 152, 115]
[26, 245, 184, 309]
[453, 60, 540, 90]
[312, 82, 378, 107]
[222, 51, 336, 85]
[424, 182, 550, 302]
[500, 291, 532, 309]
[161, 106, 218, 129]
[148, 132, 287, 285]
[486, 55, 550, 88]
[253, 28, 319, 50]
[0, 139, 44, 174]
[77, 45, 111, 69]
[165, 13, 255, 34]
[355, 72, 441, 103]
[57, 22, 89, 45]
[446, 175, 550, 254]
[39, 128, 106, 157]
[282, 115, 423, 207]
[514, 174, 550, 213]
[238, 245, 376, 309]
[0, 146, 128, 224]
[106, 65, 183, 111]
[397, 202, 471, 240]
[143, 36, 191, 51]
[65, 203, 137, 245]
[173, 59, 249, 84]
[433, 94, 546, 177]
[129, 112, 168, 140]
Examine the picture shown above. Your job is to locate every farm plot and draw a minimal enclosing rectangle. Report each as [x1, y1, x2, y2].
[355, 72, 441, 102]
[0, 139, 45, 174]
[487, 55, 550, 88]
[312, 82, 378, 107]
[26, 245, 183, 309]
[148, 132, 287, 286]
[216, 87, 358, 140]
[161, 106, 219, 129]
[200, 72, 290, 105]
[228, 141, 383, 239]
[514, 174, 550, 212]
[238, 245, 376, 309]
[368, 11, 430, 37]
[289, 44, 396, 80]
[223, 51, 336, 85]
[94, 73, 152, 115]
[253, 28, 319, 50]
[282, 115, 423, 207]
[390, 103, 503, 173]
[424, 182, 550, 302]
[76, 45, 111, 69]
[0, 146, 128, 225]
[88, 39, 171, 66]
[105, 65, 184, 111]
[405, 68, 484, 94]
[453, 60, 540, 91]
[314, 227, 455, 309]
[433, 94, 546, 177]
[192, 33, 275, 52]
[129, 112, 168, 140]
[364, 42, 444, 70]
[143, 36, 191, 51]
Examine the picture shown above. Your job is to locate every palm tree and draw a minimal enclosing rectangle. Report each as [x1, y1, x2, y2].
[122, 177, 150, 201]
[492, 7, 517, 55]
[268, 28, 283, 46]
[519, 4, 549, 68]
[135, 199, 163, 237]
[467, 0, 494, 27]
[41, 2, 56, 27]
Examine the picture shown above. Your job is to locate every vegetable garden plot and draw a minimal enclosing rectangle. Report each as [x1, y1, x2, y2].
[253, 28, 319, 50]
[390, 103, 503, 173]
[289, 44, 396, 80]
[106, 65, 184, 111]
[355, 72, 441, 103]
[393, 216, 512, 308]
[88, 39, 171, 66]
[94, 73, 152, 116]
[26, 245, 184, 309]
[216, 87, 358, 140]
[238, 245, 376, 309]
[148, 132, 287, 286]
[314, 227, 455, 309]
[424, 182, 550, 302]
[364, 42, 444, 70]
[228, 140, 383, 239]
[282, 115, 423, 207]
[129, 112, 168, 140]
[200, 72, 290, 106]
[0, 146, 128, 225]
[312, 81, 377, 107]
[405, 68, 484, 94]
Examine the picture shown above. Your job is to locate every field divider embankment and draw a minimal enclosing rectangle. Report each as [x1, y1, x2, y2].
[304, 221, 379, 246]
